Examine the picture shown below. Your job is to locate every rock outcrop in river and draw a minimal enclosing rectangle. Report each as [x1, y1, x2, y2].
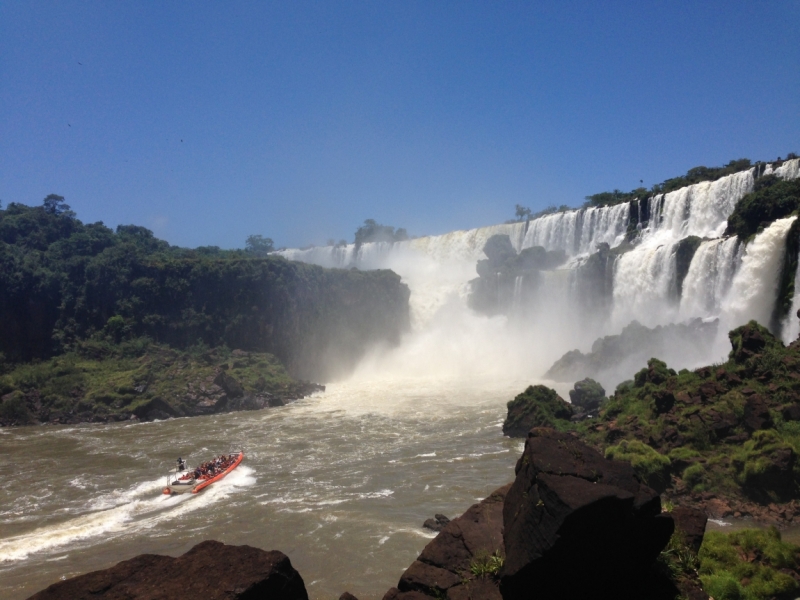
[383, 429, 676, 600]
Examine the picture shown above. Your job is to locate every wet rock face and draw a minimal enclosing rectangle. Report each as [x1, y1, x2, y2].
[500, 428, 674, 600]
[383, 484, 511, 600]
[28, 540, 308, 600]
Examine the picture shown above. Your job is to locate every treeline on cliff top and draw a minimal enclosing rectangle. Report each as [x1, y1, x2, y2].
[0, 196, 410, 380]
[510, 153, 798, 220]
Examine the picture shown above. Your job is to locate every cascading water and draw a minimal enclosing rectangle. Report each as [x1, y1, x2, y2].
[781, 258, 800, 344]
[722, 216, 798, 334]
[680, 237, 742, 319]
[647, 169, 754, 239]
[611, 241, 680, 328]
[512, 275, 523, 311]
[520, 203, 630, 256]
[278, 158, 800, 379]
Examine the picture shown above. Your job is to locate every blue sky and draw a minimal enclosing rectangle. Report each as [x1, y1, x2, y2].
[1, 1, 798, 249]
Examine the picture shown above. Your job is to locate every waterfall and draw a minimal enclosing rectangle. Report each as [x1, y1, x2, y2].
[679, 237, 742, 318]
[521, 203, 629, 256]
[276, 160, 800, 383]
[645, 169, 755, 240]
[722, 216, 797, 331]
[513, 275, 523, 311]
[781, 255, 800, 344]
[611, 241, 680, 328]
[765, 157, 800, 180]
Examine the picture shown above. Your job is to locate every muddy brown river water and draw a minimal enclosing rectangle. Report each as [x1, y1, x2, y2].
[0, 376, 529, 600]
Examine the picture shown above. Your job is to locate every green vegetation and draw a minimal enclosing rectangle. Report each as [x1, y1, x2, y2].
[507, 320, 800, 504]
[699, 529, 800, 600]
[605, 439, 671, 491]
[568, 377, 606, 412]
[584, 158, 754, 208]
[468, 551, 504, 578]
[0, 334, 310, 426]
[657, 529, 700, 583]
[244, 234, 274, 256]
[726, 178, 800, 240]
[0, 198, 410, 382]
[502, 385, 573, 437]
[354, 219, 409, 248]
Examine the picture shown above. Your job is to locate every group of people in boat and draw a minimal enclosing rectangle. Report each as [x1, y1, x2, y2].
[177, 453, 238, 482]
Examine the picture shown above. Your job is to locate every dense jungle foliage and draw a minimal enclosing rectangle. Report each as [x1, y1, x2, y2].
[0, 197, 410, 380]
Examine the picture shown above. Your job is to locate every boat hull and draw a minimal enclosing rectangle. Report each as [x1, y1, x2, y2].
[163, 451, 244, 495]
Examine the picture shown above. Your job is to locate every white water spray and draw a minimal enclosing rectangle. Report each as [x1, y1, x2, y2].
[278, 161, 800, 385]
[722, 216, 797, 332]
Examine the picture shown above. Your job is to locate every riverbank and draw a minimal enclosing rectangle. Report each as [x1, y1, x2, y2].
[0, 338, 323, 427]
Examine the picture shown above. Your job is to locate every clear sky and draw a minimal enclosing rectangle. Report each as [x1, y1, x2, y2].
[1, 1, 798, 249]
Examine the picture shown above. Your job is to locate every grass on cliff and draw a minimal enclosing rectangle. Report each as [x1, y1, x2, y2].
[569, 322, 800, 502]
[699, 528, 800, 600]
[507, 320, 800, 504]
[0, 335, 299, 424]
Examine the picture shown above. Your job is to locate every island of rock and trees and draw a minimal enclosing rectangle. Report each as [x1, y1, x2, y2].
[11, 153, 800, 600]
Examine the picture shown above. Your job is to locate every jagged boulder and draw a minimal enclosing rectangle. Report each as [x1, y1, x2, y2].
[422, 513, 450, 532]
[502, 385, 573, 438]
[728, 320, 780, 364]
[499, 428, 674, 599]
[383, 484, 510, 600]
[213, 370, 245, 398]
[568, 378, 606, 412]
[28, 540, 308, 600]
[634, 358, 677, 387]
[482, 234, 517, 266]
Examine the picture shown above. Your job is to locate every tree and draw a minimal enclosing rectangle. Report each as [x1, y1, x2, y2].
[354, 219, 408, 247]
[514, 204, 532, 222]
[245, 234, 274, 256]
[42, 194, 76, 218]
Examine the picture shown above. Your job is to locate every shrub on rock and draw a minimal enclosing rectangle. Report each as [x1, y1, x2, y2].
[502, 385, 573, 437]
[568, 377, 606, 412]
[732, 430, 797, 501]
[605, 439, 671, 493]
[634, 358, 677, 387]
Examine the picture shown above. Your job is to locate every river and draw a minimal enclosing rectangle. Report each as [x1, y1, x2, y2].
[0, 375, 534, 599]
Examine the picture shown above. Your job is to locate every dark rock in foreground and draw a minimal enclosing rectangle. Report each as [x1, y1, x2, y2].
[384, 484, 511, 600]
[27, 540, 308, 600]
[500, 428, 674, 599]
[670, 506, 707, 554]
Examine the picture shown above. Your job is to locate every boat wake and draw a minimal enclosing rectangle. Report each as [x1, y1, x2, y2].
[0, 466, 256, 563]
